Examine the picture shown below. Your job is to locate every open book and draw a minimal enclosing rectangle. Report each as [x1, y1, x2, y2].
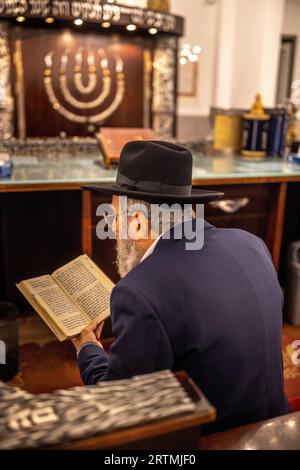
[16, 255, 115, 341]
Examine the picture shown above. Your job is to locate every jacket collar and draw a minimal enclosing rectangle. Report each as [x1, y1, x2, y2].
[140, 219, 214, 263]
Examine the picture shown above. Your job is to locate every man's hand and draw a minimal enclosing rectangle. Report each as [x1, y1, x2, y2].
[71, 320, 104, 352]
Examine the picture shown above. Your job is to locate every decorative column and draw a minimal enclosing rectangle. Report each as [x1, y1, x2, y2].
[0, 21, 14, 140]
[152, 35, 178, 137]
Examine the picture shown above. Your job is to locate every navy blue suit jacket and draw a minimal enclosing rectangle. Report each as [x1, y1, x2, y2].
[78, 220, 290, 433]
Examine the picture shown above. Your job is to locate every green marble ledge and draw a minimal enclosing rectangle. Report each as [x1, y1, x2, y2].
[1, 153, 300, 189]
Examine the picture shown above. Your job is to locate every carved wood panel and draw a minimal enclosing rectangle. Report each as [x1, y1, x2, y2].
[11, 27, 153, 137]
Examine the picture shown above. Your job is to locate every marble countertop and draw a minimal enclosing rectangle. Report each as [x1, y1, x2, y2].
[1, 153, 300, 190]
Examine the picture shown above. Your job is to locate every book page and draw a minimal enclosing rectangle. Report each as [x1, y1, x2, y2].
[52, 255, 114, 323]
[22, 275, 87, 337]
[16, 282, 66, 341]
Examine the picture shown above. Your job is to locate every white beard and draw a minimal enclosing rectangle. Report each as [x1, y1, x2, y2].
[115, 239, 146, 278]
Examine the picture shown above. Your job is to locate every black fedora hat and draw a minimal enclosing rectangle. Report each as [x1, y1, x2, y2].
[83, 140, 224, 204]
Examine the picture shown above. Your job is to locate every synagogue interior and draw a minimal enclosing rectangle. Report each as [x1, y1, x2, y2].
[1, 0, 300, 452]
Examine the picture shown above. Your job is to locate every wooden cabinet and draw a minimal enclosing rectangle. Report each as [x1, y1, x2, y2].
[0, 181, 286, 313]
[202, 183, 279, 241]
[0, 191, 82, 309]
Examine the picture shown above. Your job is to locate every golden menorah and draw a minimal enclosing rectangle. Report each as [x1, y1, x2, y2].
[43, 48, 125, 124]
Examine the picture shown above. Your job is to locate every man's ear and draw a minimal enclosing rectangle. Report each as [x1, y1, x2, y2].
[128, 211, 149, 240]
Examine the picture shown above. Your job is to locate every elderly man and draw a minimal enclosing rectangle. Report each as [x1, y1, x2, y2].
[72, 140, 290, 433]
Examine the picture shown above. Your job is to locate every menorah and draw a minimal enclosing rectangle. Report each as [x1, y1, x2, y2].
[43, 47, 125, 125]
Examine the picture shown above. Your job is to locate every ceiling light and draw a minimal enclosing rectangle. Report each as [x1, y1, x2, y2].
[193, 45, 202, 54]
[126, 24, 137, 31]
[102, 22, 111, 28]
[149, 28, 158, 35]
[16, 16, 26, 23]
[189, 54, 198, 62]
[181, 49, 190, 57]
[45, 17, 54, 24]
[74, 19, 83, 26]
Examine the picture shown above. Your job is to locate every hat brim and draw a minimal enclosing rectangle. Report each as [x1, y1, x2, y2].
[82, 184, 224, 204]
